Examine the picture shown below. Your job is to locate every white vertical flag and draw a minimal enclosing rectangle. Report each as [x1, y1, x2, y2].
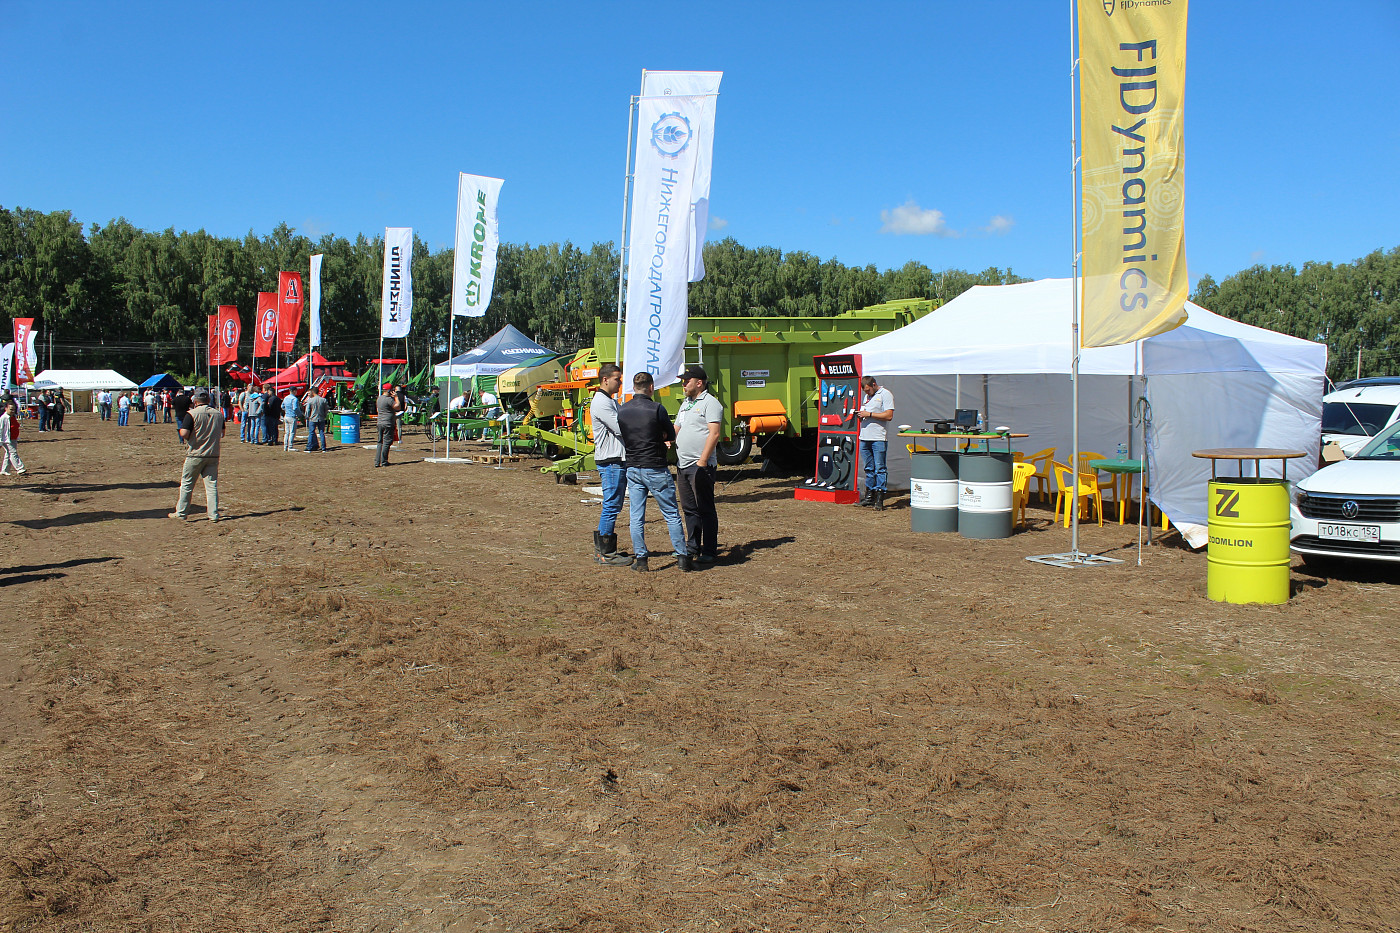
[451, 174, 504, 318]
[308, 253, 323, 347]
[622, 94, 703, 389]
[380, 227, 413, 339]
[0, 343, 12, 390]
[640, 71, 721, 282]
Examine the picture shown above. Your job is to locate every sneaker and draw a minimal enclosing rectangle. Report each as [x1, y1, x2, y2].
[167, 512, 187, 521]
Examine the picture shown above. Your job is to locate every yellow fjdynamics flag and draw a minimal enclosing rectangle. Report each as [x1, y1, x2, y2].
[1078, 0, 1188, 348]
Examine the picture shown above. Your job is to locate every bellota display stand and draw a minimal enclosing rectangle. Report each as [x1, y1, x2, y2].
[795, 354, 862, 504]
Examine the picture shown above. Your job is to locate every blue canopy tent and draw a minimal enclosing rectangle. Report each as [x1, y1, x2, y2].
[138, 373, 183, 390]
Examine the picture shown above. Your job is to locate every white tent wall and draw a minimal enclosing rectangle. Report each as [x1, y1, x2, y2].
[877, 373, 1143, 495]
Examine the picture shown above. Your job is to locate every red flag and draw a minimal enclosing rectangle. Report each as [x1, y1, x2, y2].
[12, 318, 34, 383]
[277, 271, 304, 352]
[253, 292, 278, 358]
[215, 305, 241, 365]
[207, 314, 219, 365]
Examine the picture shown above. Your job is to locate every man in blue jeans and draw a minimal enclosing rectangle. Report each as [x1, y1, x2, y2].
[856, 374, 895, 510]
[617, 371, 691, 572]
[589, 362, 631, 565]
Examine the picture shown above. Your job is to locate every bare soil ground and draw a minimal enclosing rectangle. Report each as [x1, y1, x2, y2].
[2, 416, 1398, 932]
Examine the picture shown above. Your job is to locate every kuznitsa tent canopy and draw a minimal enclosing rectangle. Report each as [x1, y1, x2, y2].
[836, 278, 1327, 547]
[433, 325, 555, 380]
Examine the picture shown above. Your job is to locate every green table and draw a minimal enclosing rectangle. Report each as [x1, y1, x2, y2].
[1089, 458, 1142, 524]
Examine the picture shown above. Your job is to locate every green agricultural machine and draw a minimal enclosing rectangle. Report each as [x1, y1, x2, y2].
[592, 298, 939, 464]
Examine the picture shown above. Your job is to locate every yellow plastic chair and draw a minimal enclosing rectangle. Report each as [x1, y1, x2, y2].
[1025, 447, 1056, 503]
[1051, 460, 1103, 527]
[1012, 461, 1036, 529]
[906, 443, 929, 456]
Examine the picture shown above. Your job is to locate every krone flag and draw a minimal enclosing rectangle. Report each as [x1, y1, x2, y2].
[380, 227, 414, 339]
[254, 292, 278, 358]
[277, 271, 304, 352]
[309, 254, 323, 347]
[451, 174, 504, 318]
[622, 94, 703, 390]
[1078, 0, 1188, 348]
[12, 318, 35, 384]
[640, 70, 721, 282]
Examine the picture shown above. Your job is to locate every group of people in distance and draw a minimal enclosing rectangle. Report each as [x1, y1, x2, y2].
[233, 385, 332, 453]
[588, 363, 724, 572]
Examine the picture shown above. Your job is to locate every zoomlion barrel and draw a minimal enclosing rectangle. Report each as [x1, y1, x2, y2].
[910, 451, 959, 533]
[958, 451, 1013, 539]
[1207, 479, 1291, 604]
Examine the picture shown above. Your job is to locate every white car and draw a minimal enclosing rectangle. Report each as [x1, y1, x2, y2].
[1321, 381, 1400, 457]
[1291, 420, 1400, 565]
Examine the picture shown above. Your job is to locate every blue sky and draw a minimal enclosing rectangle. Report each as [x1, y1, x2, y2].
[2, 0, 1397, 287]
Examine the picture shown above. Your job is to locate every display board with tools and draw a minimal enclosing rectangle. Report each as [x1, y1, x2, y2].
[794, 353, 862, 504]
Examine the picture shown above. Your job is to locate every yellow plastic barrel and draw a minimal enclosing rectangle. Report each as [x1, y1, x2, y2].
[1206, 479, 1291, 604]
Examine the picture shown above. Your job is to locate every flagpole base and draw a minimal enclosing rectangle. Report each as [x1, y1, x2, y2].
[1025, 551, 1124, 569]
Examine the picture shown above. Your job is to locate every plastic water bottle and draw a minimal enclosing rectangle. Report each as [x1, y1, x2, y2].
[1117, 442, 1128, 460]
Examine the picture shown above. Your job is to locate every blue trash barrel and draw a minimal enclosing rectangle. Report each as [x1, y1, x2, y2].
[339, 411, 361, 445]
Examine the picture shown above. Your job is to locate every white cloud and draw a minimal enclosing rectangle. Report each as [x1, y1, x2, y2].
[1250, 249, 1267, 262]
[982, 215, 1014, 235]
[708, 215, 729, 231]
[879, 200, 956, 237]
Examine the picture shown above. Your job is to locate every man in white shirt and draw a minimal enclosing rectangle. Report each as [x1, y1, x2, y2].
[856, 375, 895, 510]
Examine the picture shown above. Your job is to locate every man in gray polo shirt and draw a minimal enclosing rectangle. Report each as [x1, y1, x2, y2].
[673, 364, 723, 564]
[169, 388, 226, 522]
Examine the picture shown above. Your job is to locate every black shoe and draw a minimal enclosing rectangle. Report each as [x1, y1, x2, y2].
[631, 556, 650, 573]
[874, 490, 886, 511]
[697, 554, 716, 565]
[857, 491, 872, 507]
[676, 553, 694, 572]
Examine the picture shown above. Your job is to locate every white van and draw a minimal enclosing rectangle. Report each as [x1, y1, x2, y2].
[1321, 380, 1400, 458]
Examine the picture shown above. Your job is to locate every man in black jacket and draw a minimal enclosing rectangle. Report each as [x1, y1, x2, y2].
[616, 372, 692, 572]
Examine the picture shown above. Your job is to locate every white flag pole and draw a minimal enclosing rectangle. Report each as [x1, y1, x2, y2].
[615, 91, 639, 368]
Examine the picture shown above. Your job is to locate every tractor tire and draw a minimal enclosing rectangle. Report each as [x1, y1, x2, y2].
[716, 433, 753, 466]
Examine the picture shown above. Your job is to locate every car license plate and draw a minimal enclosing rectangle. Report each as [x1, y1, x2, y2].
[1317, 522, 1381, 543]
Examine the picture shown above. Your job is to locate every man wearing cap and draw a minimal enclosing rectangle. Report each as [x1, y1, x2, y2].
[673, 364, 723, 565]
[169, 388, 226, 523]
[617, 372, 692, 572]
[374, 382, 402, 467]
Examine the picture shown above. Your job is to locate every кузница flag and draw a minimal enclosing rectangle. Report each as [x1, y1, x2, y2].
[1078, 0, 1188, 348]
[380, 227, 413, 339]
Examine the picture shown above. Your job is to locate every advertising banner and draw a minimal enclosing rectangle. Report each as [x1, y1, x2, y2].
[1078, 0, 1188, 348]
[277, 271, 304, 352]
[254, 292, 278, 358]
[12, 318, 34, 384]
[451, 174, 504, 318]
[214, 305, 241, 365]
[207, 315, 218, 367]
[622, 94, 703, 390]
[640, 70, 721, 282]
[380, 227, 413, 339]
[309, 254, 323, 347]
[0, 343, 12, 391]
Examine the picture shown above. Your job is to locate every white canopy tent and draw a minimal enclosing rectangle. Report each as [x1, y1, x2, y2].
[33, 369, 138, 390]
[838, 279, 1327, 547]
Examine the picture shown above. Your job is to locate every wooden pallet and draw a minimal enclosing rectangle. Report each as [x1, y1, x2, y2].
[475, 452, 521, 464]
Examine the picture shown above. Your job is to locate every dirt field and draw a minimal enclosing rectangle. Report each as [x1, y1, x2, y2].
[2, 415, 1397, 932]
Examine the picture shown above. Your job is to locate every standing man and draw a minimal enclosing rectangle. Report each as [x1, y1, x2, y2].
[617, 372, 691, 572]
[144, 388, 157, 424]
[117, 391, 130, 426]
[856, 375, 896, 510]
[281, 388, 301, 452]
[262, 387, 279, 446]
[0, 399, 25, 476]
[169, 388, 225, 523]
[245, 387, 264, 444]
[161, 389, 172, 423]
[36, 391, 50, 432]
[374, 382, 402, 467]
[99, 389, 112, 422]
[673, 365, 723, 565]
[304, 389, 329, 452]
[589, 363, 630, 565]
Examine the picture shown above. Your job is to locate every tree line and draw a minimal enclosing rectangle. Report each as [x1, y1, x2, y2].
[3, 204, 1392, 385]
[0, 206, 1027, 380]
[1190, 248, 1400, 383]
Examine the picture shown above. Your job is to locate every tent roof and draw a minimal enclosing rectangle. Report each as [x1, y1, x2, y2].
[33, 369, 138, 390]
[264, 352, 356, 388]
[434, 324, 555, 378]
[138, 373, 183, 389]
[841, 278, 1325, 377]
